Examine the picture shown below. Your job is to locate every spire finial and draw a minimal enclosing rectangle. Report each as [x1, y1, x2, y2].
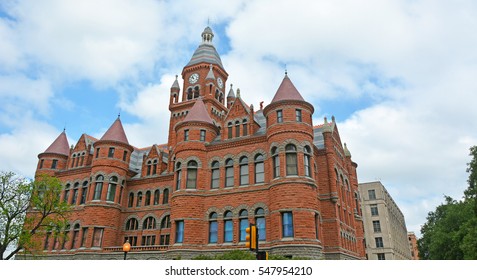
[285, 64, 288, 76]
[175, 74, 178, 80]
[118, 111, 121, 119]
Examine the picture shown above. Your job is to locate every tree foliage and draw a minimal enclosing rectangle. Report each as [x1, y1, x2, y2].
[418, 146, 477, 259]
[0, 172, 71, 260]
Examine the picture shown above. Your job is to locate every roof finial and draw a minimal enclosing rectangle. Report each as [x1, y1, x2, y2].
[118, 111, 121, 119]
[285, 64, 288, 76]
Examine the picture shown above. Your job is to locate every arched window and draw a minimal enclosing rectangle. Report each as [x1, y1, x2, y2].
[285, 144, 298, 176]
[193, 86, 199, 99]
[187, 88, 193, 100]
[126, 218, 139, 230]
[154, 189, 160, 205]
[80, 152, 85, 166]
[186, 160, 198, 189]
[304, 146, 312, 177]
[106, 176, 118, 202]
[128, 193, 134, 208]
[163, 188, 169, 204]
[254, 154, 264, 183]
[242, 119, 248, 136]
[63, 183, 70, 204]
[211, 161, 220, 189]
[71, 155, 76, 168]
[146, 160, 151, 176]
[145, 190, 151, 206]
[225, 159, 234, 187]
[71, 224, 80, 249]
[136, 192, 142, 207]
[93, 175, 104, 200]
[80, 181, 88, 204]
[161, 215, 171, 229]
[239, 156, 249, 185]
[255, 208, 266, 241]
[223, 211, 233, 242]
[61, 224, 70, 249]
[72, 182, 79, 205]
[271, 147, 280, 178]
[175, 162, 182, 191]
[227, 122, 233, 139]
[152, 159, 158, 175]
[143, 217, 156, 230]
[235, 120, 240, 137]
[209, 212, 218, 243]
[239, 210, 249, 242]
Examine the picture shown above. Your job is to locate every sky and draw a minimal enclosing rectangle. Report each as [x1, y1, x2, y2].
[1, 0, 477, 237]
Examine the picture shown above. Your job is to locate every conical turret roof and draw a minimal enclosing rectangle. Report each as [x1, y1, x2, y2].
[100, 117, 129, 144]
[271, 74, 305, 103]
[44, 130, 70, 156]
[183, 98, 214, 125]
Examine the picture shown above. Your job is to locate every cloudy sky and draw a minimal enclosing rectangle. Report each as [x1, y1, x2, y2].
[1, 0, 476, 236]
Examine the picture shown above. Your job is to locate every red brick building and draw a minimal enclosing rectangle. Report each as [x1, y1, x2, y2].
[29, 26, 365, 260]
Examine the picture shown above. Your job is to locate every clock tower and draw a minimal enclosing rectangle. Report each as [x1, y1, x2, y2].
[167, 26, 228, 159]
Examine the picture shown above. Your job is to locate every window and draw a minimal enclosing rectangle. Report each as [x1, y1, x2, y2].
[144, 191, 151, 206]
[92, 228, 104, 247]
[72, 182, 79, 205]
[108, 147, 115, 158]
[371, 204, 379, 216]
[209, 212, 218, 243]
[161, 215, 171, 229]
[239, 156, 249, 185]
[224, 211, 233, 242]
[186, 161, 198, 189]
[143, 217, 156, 230]
[80, 153, 85, 166]
[124, 236, 138, 246]
[96, 148, 100, 158]
[295, 109, 302, 122]
[375, 237, 384, 248]
[377, 253, 386, 260]
[315, 214, 320, 240]
[272, 147, 280, 178]
[277, 110, 283, 123]
[71, 224, 80, 249]
[128, 193, 134, 208]
[123, 151, 128, 161]
[136, 192, 142, 207]
[255, 208, 266, 241]
[141, 235, 156, 246]
[63, 183, 70, 204]
[162, 189, 169, 204]
[200, 129, 206, 142]
[51, 159, 58, 169]
[211, 161, 220, 189]
[81, 227, 88, 247]
[225, 159, 234, 187]
[152, 160, 157, 175]
[146, 160, 151, 176]
[373, 220, 381, 233]
[80, 181, 88, 204]
[227, 122, 233, 139]
[93, 175, 103, 200]
[160, 235, 170, 245]
[304, 146, 312, 177]
[175, 221, 184, 243]
[242, 119, 248, 136]
[285, 144, 298, 176]
[175, 163, 182, 190]
[44, 231, 51, 250]
[239, 210, 248, 242]
[282, 212, 294, 238]
[368, 189, 376, 200]
[154, 190, 160, 205]
[235, 121, 240, 137]
[39, 159, 44, 169]
[61, 225, 70, 249]
[71, 155, 76, 168]
[184, 129, 189, 141]
[106, 176, 118, 202]
[254, 154, 264, 183]
[126, 218, 138, 230]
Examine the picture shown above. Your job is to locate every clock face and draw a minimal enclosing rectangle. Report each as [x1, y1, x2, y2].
[217, 77, 223, 89]
[189, 73, 199, 84]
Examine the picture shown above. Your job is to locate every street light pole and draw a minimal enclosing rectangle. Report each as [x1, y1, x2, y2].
[122, 239, 131, 260]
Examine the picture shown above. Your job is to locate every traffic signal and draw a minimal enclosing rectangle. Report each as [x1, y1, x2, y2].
[245, 224, 257, 251]
[256, 251, 268, 260]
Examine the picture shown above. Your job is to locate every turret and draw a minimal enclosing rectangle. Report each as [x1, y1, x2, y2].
[170, 75, 180, 105]
[36, 130, 70, 177]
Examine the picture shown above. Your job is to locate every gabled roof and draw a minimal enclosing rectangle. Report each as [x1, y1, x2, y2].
[271, 74, 305, 103]
[44, 130, 70, 156]
[100, 117, 129, 144]
[183, 98, 214, 125]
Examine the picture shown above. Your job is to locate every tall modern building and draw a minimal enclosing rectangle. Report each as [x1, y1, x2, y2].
[25, 26, 365, 260]
[359, 181, 412, 260]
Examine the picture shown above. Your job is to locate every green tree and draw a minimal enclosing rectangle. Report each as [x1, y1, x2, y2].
[0, 172, 71, 260]
[418, 146, 477, 259]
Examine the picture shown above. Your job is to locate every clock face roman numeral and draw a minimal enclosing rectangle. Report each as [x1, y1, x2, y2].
[189, 73, 199, 84]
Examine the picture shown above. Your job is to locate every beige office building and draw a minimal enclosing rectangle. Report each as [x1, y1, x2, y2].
[359, 181, 412, 260]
